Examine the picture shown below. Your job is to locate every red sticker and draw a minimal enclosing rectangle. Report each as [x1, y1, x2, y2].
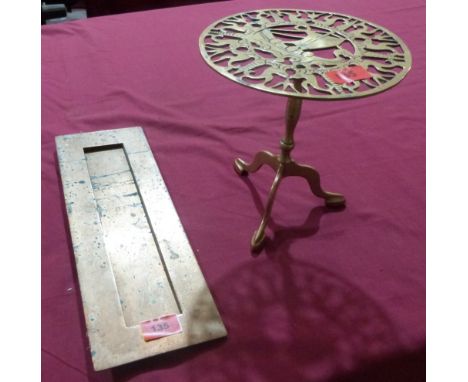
[140, 314, 183, 341]
[326, 65, 372, 84]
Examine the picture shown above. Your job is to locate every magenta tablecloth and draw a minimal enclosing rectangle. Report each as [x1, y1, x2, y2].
[42, 0, 426, 381]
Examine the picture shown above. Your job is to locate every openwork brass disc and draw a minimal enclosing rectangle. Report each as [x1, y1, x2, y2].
[199, 9, 412, 100]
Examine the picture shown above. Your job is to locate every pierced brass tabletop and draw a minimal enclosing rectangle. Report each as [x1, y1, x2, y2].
[199, 9, 412, 251]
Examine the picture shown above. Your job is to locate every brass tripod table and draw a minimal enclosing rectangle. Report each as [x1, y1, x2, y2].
[199, 9, 412, 250]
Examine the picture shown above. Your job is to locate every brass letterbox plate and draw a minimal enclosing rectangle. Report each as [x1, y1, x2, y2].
[56, 127, 227, 370]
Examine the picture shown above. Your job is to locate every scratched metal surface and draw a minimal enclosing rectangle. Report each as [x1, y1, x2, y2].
[56, 127, 227, 371]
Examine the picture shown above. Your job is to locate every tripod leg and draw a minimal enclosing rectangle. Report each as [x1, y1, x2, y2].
[284, 161, 345, 207]
[251, 164, 284, 251]
[234, 150, 279, 176]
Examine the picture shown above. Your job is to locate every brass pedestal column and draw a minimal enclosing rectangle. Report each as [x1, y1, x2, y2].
[234, 97, 345, 251]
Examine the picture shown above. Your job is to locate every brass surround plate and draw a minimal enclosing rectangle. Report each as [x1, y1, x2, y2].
[56, 127, 227, 371]
[199, 9, 412, 100]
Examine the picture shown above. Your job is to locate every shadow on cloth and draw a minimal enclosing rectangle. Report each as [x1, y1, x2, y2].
[329, 345, 425, 382]
[109, 253, 423, 381]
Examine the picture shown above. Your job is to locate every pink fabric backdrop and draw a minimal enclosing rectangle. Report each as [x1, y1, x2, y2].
[42, 0, 426, 381]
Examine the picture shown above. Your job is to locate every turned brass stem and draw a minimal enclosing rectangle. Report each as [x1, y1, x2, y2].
[280, 97, 302, 163]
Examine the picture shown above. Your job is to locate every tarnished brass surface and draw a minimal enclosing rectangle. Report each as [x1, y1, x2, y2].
[56, 127, 227, 370]
[199, 9, 411, 99]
